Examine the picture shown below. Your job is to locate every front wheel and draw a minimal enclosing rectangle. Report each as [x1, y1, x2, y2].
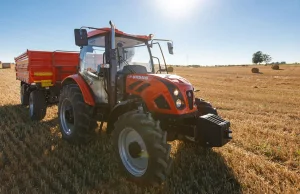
[195, 98, 218, 116]
[112, 110, 173, 186]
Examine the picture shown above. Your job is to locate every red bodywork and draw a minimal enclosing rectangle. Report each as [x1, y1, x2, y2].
[62, 74, 96, 106]
[63, 72, 197, 115]
[126, 74, 197, 115]
[14, 50, 79, 86]
[61, 28, 196, 115]
[87, 28, 151, 41]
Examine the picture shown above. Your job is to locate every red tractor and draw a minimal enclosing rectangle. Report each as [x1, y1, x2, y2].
[58, 21, 232, 186]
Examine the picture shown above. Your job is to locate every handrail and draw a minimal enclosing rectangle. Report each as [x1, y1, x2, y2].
[152, 42, 168, 74]
[53, 50, 79, 53]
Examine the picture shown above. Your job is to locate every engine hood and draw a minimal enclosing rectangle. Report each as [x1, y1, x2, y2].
[125, 73, 197, 115]
[151, 74, 192, 85]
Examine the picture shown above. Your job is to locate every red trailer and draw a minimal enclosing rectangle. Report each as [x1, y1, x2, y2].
[15, 50, 79, 120]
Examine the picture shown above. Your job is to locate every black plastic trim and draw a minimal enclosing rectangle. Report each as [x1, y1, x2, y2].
[154, 95, 171, 110]
[128, 80, 143, 90]
[155, 77, 186, 110]
[135, 83, 150, 93]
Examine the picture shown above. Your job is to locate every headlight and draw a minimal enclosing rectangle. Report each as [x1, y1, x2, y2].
[176, 99, 182, 108]
[173, 89, 179, 96]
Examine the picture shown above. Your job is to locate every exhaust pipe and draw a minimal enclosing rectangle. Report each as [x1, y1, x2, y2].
[109, 20, 115, 49]
[108, 20, 117, 109]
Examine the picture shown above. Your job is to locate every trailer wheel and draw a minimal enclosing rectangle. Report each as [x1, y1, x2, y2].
[29, 90, 47, 121]
[20, 84, 29, 106]
[58, 84, 97, 144]
[112, 110, 172, 186]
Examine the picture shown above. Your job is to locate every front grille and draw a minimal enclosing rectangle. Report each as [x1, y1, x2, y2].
[186, 90, 194, 110]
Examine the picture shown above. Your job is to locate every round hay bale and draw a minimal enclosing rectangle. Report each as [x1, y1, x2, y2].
[271, 64, 279, 70]
[167, 66, 174, 72]
[251, 68, 259, 73]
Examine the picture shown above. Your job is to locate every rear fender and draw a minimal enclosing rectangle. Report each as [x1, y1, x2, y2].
[61, 74, 95, 106]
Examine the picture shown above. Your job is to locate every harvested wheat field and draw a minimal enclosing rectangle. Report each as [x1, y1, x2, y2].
[0, 65, 299, 194]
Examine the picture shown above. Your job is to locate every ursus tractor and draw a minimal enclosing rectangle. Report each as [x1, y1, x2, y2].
[58, 21, 232, 186]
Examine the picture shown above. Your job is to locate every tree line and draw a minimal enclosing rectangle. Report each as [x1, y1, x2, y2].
[252, 51, 288, 65]
[252, 51, 271, 64]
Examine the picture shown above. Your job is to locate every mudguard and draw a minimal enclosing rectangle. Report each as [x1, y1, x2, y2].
[61, 74, 95, 106]
[106, 99, 140, 134]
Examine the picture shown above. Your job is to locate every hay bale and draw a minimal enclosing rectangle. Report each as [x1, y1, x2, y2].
[271, 64, 279, 70]
[251, 68, 259, 73]
[167, 66, 174, 72]
[1, 63, 11, 69]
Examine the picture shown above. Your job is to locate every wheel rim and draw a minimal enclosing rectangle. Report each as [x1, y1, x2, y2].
[29, 94, 33, 116]
[118, 127, 148, 177]
[60, 98, 75, 135]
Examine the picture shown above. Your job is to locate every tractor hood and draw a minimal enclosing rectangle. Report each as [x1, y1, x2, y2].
[151, 74, 192, 86]
[126, 73, 197, 115]
[126, 73, 193, 91]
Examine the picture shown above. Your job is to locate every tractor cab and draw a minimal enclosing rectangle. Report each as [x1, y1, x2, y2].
[74, 24, 174, 105]
[75, 26, 173, 73]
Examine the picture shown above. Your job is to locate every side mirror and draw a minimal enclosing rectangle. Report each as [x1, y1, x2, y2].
[167, 42, 174, 55]
[74, 29, 88, 46]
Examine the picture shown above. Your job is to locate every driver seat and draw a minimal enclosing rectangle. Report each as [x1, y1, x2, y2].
[119, 65, 148, 75]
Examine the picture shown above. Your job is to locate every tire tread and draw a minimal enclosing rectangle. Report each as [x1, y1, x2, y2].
[58, 84, 97, 144]
[112, 110, 173, 186]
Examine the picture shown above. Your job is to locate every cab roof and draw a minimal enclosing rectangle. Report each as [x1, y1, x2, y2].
[87, 28, 151, 41]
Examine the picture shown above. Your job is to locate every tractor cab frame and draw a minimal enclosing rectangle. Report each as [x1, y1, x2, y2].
[73, 22, 174, 111]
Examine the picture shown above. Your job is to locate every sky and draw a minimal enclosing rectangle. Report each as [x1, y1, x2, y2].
[0, 0, 299, 65]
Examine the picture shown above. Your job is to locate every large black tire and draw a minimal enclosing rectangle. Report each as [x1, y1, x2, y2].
[58, 84, 97, 144]
[29, 90, 47, 121]
[112, 110, 172, 186]
[20, 83, 29, 106]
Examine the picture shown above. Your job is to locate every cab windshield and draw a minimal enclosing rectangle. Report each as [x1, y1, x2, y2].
[116, 43, 153, 73]
[80, 35, 154, 74]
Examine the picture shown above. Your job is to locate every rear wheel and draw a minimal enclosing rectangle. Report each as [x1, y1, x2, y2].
[29, 90, 47, 121]
[58, 84, 97, 144]
[112, 110, 172, 186]
[20, 83, 29, 106]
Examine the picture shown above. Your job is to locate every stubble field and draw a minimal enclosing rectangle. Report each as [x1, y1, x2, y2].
[0, 65, 299, 194]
